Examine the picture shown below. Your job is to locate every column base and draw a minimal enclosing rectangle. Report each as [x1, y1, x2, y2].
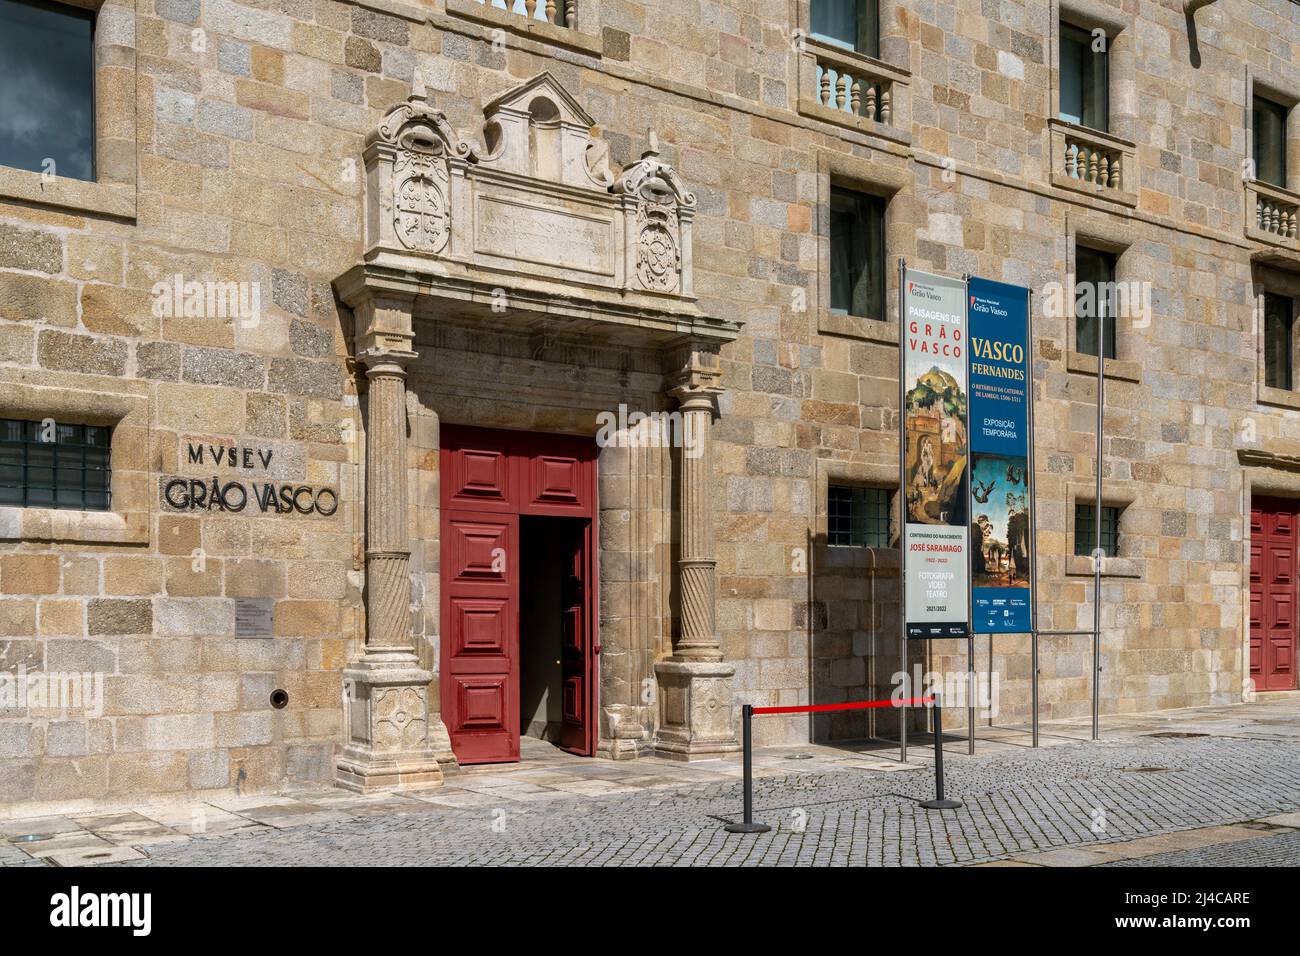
[335, 655, 447, 793]
[652, 659, 741, 761]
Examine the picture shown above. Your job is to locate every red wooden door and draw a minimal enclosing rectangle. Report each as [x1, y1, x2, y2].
[558, 521, 594, 755]
[441, 425, 597, 764]
[1251, 496, 1298, 692]
[441, 509, 519, 763]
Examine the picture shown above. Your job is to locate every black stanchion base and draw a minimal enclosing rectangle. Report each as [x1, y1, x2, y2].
[919, 799, 963, 810]
[724, 822, 773, 833]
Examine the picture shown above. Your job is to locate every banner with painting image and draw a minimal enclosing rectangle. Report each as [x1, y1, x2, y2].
[967, 276, 1034, 634]
[901, 268, 970, 639]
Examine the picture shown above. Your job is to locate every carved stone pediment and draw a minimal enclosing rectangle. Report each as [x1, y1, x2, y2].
[345, 72, 722, 345]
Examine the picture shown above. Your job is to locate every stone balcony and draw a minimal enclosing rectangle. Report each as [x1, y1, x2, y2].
[1246, 179, 1300, 253]
[445, 0, 600, 54]
[1048, 119, 1137, 207]
[797, 38, 911, 145]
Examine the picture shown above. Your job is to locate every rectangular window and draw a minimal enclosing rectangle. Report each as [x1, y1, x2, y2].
[1254, 95, 1288, 190]
[1075, 245, 1117, 360]
[810, 0, 879, 58]
[0, 0, 96, 183]
[0, 419, 111, 510]
[828, 485, 890, 547]
[1059, 22, 1108, 132]
[1074, 504, 1120, 557]
[829, 187, 885, 320]
[1265, 292, 1294, 391]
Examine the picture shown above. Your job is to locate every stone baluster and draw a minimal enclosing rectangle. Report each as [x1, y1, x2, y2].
[880, 86, 892, 123]
[545, 0, 555, 23]
[565, 0, 575, 26]
[850, 78, 861, 115]
[864, 84, 877, 121]
[819, 68, 831, 108]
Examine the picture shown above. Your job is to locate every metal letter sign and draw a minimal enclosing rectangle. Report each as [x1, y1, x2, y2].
[967, 277, 1034, 634]
[901, 267, 970, 638]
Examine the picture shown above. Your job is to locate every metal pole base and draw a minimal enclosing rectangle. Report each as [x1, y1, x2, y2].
[919, 799, 963, 810]
[724, 822, 772, 834]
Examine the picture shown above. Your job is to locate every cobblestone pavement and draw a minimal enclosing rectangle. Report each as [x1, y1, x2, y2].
[1099, 831, 1300, 867]
[3, 699, 1299, 866]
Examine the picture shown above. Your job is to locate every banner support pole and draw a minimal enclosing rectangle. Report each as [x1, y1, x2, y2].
[1093, 287, 1106, 741]
[898, 257, 908, 764]
[1028, 286, 1040, 749]
[967, 632, 975, 754]
[988, 632, 994, 728]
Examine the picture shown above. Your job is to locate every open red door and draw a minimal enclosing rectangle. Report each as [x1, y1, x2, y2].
[1252, 496, 1299, 692]
[441, 509, 519, 763]
[558, 521, 594, 755]
[441, 425, 597, 764]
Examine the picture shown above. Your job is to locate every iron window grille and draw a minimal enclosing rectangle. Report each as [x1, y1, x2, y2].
[0, 419, 111, 510]
[1074, 503, 1120, 557]
[829, 484, 890, 547]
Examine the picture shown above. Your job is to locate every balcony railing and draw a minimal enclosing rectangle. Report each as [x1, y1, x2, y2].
[1256, 190, 1298, 239]
[1064, 137, 1121, 189]
[478, 0, 575, 27]
[814, 64, 892, 124]
[1048, 119, 1136, 206]
[1246, 179, 1300, 251]
[798, 38, 910, 142]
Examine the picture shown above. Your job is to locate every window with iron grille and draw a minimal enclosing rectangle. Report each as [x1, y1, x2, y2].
[828, 485, 890, 547]
[0, 419, 111, 510]
[1074, 503, 1120, 557]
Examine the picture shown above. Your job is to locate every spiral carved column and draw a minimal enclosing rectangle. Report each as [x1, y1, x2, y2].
[653, 345, 740, 760]
[336, 295, 444, 792]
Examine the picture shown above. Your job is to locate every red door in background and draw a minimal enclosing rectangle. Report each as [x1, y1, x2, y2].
[1250, 496, 1298, 692]
[440, 425, 597, 763]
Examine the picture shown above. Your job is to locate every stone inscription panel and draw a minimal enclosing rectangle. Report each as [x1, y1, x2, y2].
[473, 193, 615, 277]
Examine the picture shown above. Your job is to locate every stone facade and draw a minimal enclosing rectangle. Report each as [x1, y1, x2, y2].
[1, 0, 1299, 806]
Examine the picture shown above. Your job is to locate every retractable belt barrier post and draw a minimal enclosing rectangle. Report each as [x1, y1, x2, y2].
[723, 693, 960, 834]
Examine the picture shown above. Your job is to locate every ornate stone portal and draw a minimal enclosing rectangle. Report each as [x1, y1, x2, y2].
[334, 73, 740, 787]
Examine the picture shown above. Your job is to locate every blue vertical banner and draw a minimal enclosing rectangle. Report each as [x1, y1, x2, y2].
[967, 277, 1034, 634]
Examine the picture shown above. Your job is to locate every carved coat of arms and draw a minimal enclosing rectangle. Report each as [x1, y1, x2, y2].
[635, 201, 680, 292]
[394, 151, 450, 254]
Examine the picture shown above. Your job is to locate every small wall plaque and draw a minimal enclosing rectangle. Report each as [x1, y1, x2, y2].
[235, 599, 274, 639]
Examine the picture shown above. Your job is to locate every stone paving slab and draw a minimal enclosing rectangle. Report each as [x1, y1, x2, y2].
[1100, 830, 1300, 867]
